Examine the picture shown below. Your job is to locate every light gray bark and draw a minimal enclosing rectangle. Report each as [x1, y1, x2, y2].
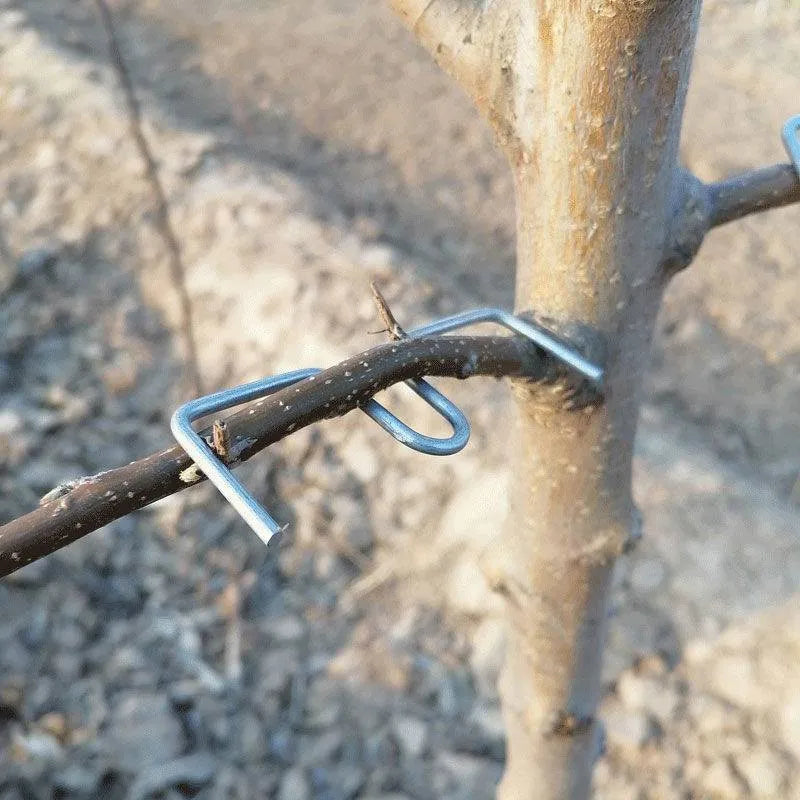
[391, 1, 703, 797]
[497, 7, 702, 792]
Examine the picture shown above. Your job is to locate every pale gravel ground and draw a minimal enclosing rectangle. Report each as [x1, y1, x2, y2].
[0, 1, 798, 798]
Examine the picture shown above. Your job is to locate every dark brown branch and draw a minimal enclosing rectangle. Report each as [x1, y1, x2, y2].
[94, 0, 203, 395]
[0, 334, 599, 578]
[707, 162, 800, 228]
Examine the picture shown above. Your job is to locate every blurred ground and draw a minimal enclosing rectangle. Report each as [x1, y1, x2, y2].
[0, 0, 798, 797]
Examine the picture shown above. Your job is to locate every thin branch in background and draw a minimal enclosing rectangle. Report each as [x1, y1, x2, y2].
[706, 162, 800, 228]
[94, 0, 204, 395]
[0, 332, 590, 578]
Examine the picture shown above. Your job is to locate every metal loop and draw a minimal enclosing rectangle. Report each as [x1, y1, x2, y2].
[362, 377, 470, 456]
[782, 115, 800, 178]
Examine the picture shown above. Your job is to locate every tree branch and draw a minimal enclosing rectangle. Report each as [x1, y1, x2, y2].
[664, 163, 800, 273]
[389, 0, 498, 105]
[706, 162, 800, 228]
[0, 333, 598, 579]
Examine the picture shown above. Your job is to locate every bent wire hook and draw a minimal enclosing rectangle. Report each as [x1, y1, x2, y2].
[171, 307, 603, 545]
[171, 370, 470, 546]
[782, 114, 800, 178]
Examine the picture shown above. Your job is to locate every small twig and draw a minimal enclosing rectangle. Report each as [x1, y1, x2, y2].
[94, 0, 203, 395]
[0, 332, 595, 578]
[370, 281, 408, 340]
[212, 419, 230, 462]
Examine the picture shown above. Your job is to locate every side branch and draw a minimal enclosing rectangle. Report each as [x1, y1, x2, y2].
[0, 334, 596, 578]
[664, 163, 800, 272]
[389, 0, 495, 103]
[706, 163, 800, 228]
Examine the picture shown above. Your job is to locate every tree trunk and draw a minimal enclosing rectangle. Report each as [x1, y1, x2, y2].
[499, 4, 702, 797]
[391, 0, 702, 797]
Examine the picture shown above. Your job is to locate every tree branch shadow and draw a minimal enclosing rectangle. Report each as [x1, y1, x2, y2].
[19, 0, 516, 306]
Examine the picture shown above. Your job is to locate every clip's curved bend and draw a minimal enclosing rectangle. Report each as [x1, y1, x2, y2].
[362, 377, 471, 456]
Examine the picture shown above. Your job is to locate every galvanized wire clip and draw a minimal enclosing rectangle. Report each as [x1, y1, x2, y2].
[171, 370, 470, 546]
[407, 307, 602, 383]
[171, 307, 602, 546]
[782, 115, 800, 178]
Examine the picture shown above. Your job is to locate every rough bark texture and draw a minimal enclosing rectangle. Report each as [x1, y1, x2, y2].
[500, 5, 702, 798]
[392, 1, 702, 797]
